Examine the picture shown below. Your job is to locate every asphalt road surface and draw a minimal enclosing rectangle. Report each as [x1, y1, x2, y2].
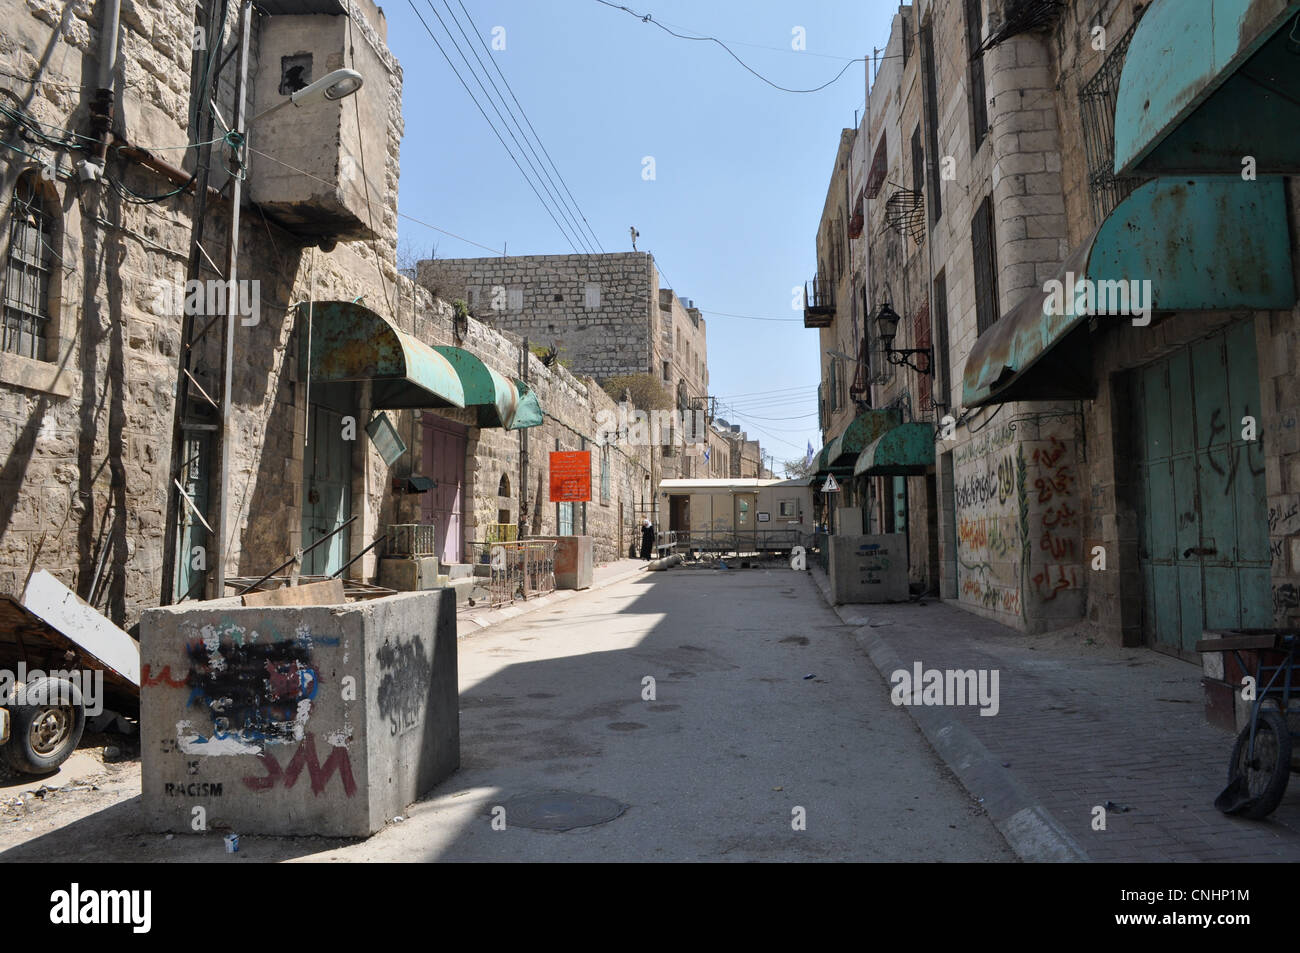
[311, 563, 1014, 862]
[0, 563, 1014, 862]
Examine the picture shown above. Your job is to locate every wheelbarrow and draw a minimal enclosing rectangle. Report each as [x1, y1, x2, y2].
[1197, 630, 1300, 820]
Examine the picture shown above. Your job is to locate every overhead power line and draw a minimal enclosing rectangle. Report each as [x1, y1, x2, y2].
[452, 0, 605, 254]
[592, 0, 865, 93]
[435, 0, 594, 255]
[407, 0, 583, 254]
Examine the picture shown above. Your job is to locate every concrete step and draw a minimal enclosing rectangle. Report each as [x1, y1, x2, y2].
[438, 575, 484, 605]
[442, 563, 475, 580]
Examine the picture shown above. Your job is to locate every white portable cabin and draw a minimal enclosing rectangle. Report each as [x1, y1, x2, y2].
[659, 477, 815, 554]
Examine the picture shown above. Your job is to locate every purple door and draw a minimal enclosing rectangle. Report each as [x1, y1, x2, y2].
[421, 414, 467, 564]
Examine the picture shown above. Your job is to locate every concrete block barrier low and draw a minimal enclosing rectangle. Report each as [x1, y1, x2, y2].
[139, 589, 459, 837]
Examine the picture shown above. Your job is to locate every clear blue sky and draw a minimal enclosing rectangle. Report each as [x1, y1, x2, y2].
[388, 0, 896, 468]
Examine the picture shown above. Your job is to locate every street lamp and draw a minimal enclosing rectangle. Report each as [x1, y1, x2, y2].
[250, 68, 365, 123]
[875, 300, 933, 374]
[211, 57, 366, 598]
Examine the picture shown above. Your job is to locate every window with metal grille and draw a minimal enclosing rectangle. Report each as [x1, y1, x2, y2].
[817, 383, 826, 431]
[901, 10, 913, 66]
[933, 269, 952, 405]
[921, 19, 943, 224]
[558, 501, 574, 536]
[1079, 12, 1150, 228]
[971, 195, 1000, 335]
[3, 173, 55, 360]
[600, 447, 610, 504]
[964, 0, 989, 153]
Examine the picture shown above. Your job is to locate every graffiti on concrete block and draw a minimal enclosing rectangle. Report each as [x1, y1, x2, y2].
[377, 638, 432, 737]
[159, 621, 339, 754]
[241, 732, 357, 797]
[163, 781, 224, 797]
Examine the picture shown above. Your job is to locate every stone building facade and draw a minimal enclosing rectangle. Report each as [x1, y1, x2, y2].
[418, 252, 664, 381]
[813, 0, 1300, 654]
[418, 250, 746, 488]
[0, 0, 655, 628]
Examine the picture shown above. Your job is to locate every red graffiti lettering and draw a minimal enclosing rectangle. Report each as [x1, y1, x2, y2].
[1041, 502, 1079, 529]
[1040, 531, 1076, 559]
[1034, 466, 1075, 503]
[141, 664, 189, 688]
[1032, 435, 1066, 468]
[241, 733, 357, 797]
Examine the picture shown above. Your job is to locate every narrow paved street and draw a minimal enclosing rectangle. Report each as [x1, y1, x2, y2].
[311, 563, 1012, 862]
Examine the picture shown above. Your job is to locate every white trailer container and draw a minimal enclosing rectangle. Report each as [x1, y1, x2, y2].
[659, 477, 815, 555]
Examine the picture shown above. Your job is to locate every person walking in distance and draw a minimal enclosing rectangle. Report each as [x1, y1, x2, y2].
[640, 517, 655, 561]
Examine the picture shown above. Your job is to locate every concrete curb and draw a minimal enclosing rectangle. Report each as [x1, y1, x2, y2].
[455, 562, 649, 636]
[807, 565, 1090, 863]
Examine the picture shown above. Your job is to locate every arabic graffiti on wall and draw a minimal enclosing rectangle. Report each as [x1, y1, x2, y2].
[955, 426, 1083, 620]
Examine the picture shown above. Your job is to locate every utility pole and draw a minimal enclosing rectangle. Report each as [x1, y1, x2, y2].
[212, 0, 252, 597]
[159, 0, 230, 605]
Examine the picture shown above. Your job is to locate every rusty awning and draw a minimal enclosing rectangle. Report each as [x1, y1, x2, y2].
[298, 301, 465, 410]
[853, 422, 936, 476]
[432, 345, 536, 429]
[509, 379, 543, 430]
[1114, 0, 1300, 176]
[818, 409, 904, 472]
[962, 177, 1294, 407]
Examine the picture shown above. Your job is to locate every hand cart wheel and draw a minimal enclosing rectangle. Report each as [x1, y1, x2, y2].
[1224, 708, 1292, 819]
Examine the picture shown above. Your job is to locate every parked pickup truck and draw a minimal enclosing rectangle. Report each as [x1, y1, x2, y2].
[0, 571, 140, 774]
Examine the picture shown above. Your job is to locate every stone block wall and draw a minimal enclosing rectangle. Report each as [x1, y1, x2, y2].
[416, 252, 659, 380]
[0, 0, 652, 631]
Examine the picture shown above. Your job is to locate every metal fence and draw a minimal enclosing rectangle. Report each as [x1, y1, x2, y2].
[485, 539, 557, 607]
[682, 528, 810, 556]
[388, 523, 437, 557]
[812, 532, 829, 571]
[484, 522, 519, 543]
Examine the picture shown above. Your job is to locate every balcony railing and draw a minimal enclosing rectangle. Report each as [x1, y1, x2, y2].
[804, 276, 835, 328]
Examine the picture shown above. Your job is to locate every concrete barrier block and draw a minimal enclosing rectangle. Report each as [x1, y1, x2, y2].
[554, 535, 593, 590]
[139, 590, 459, 837]
[377, 556, 440, 591]
[828, 534, 909, 604]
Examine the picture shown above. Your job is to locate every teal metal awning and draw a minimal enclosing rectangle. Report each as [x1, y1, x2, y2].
[509, 379, 543, 430]
[818, 409, 904, 472]
[853, 422, 936, 476]
[1114, 0, 1300, 176]
[433, 345, 524, 429]
[962, 177, 1294, 407]
[297, 301, 465, 409]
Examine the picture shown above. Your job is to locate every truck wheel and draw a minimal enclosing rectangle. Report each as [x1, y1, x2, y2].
[3, 677, 86, 775]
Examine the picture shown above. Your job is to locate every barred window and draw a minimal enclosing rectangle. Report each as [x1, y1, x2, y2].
[3, 172, 56, 360]
[600, 447, 611, 504]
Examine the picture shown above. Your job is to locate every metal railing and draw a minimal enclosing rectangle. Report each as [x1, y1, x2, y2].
[485, 539, 557, 607]
[680, 528, 810, 556]
[388, 523, 437, 557]
[812, 532, 829, 571]
[484, 522, 519, 543]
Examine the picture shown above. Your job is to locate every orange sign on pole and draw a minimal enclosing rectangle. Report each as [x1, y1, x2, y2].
[549, 451, 592, 502]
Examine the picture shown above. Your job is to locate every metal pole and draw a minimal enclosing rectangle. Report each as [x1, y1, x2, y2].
[160, 0, 224, 606]
[519, 337, 529, 535]
[213, 0, 252, 598]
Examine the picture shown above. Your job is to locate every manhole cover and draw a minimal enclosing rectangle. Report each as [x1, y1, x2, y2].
[500, 792, 626, 831]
